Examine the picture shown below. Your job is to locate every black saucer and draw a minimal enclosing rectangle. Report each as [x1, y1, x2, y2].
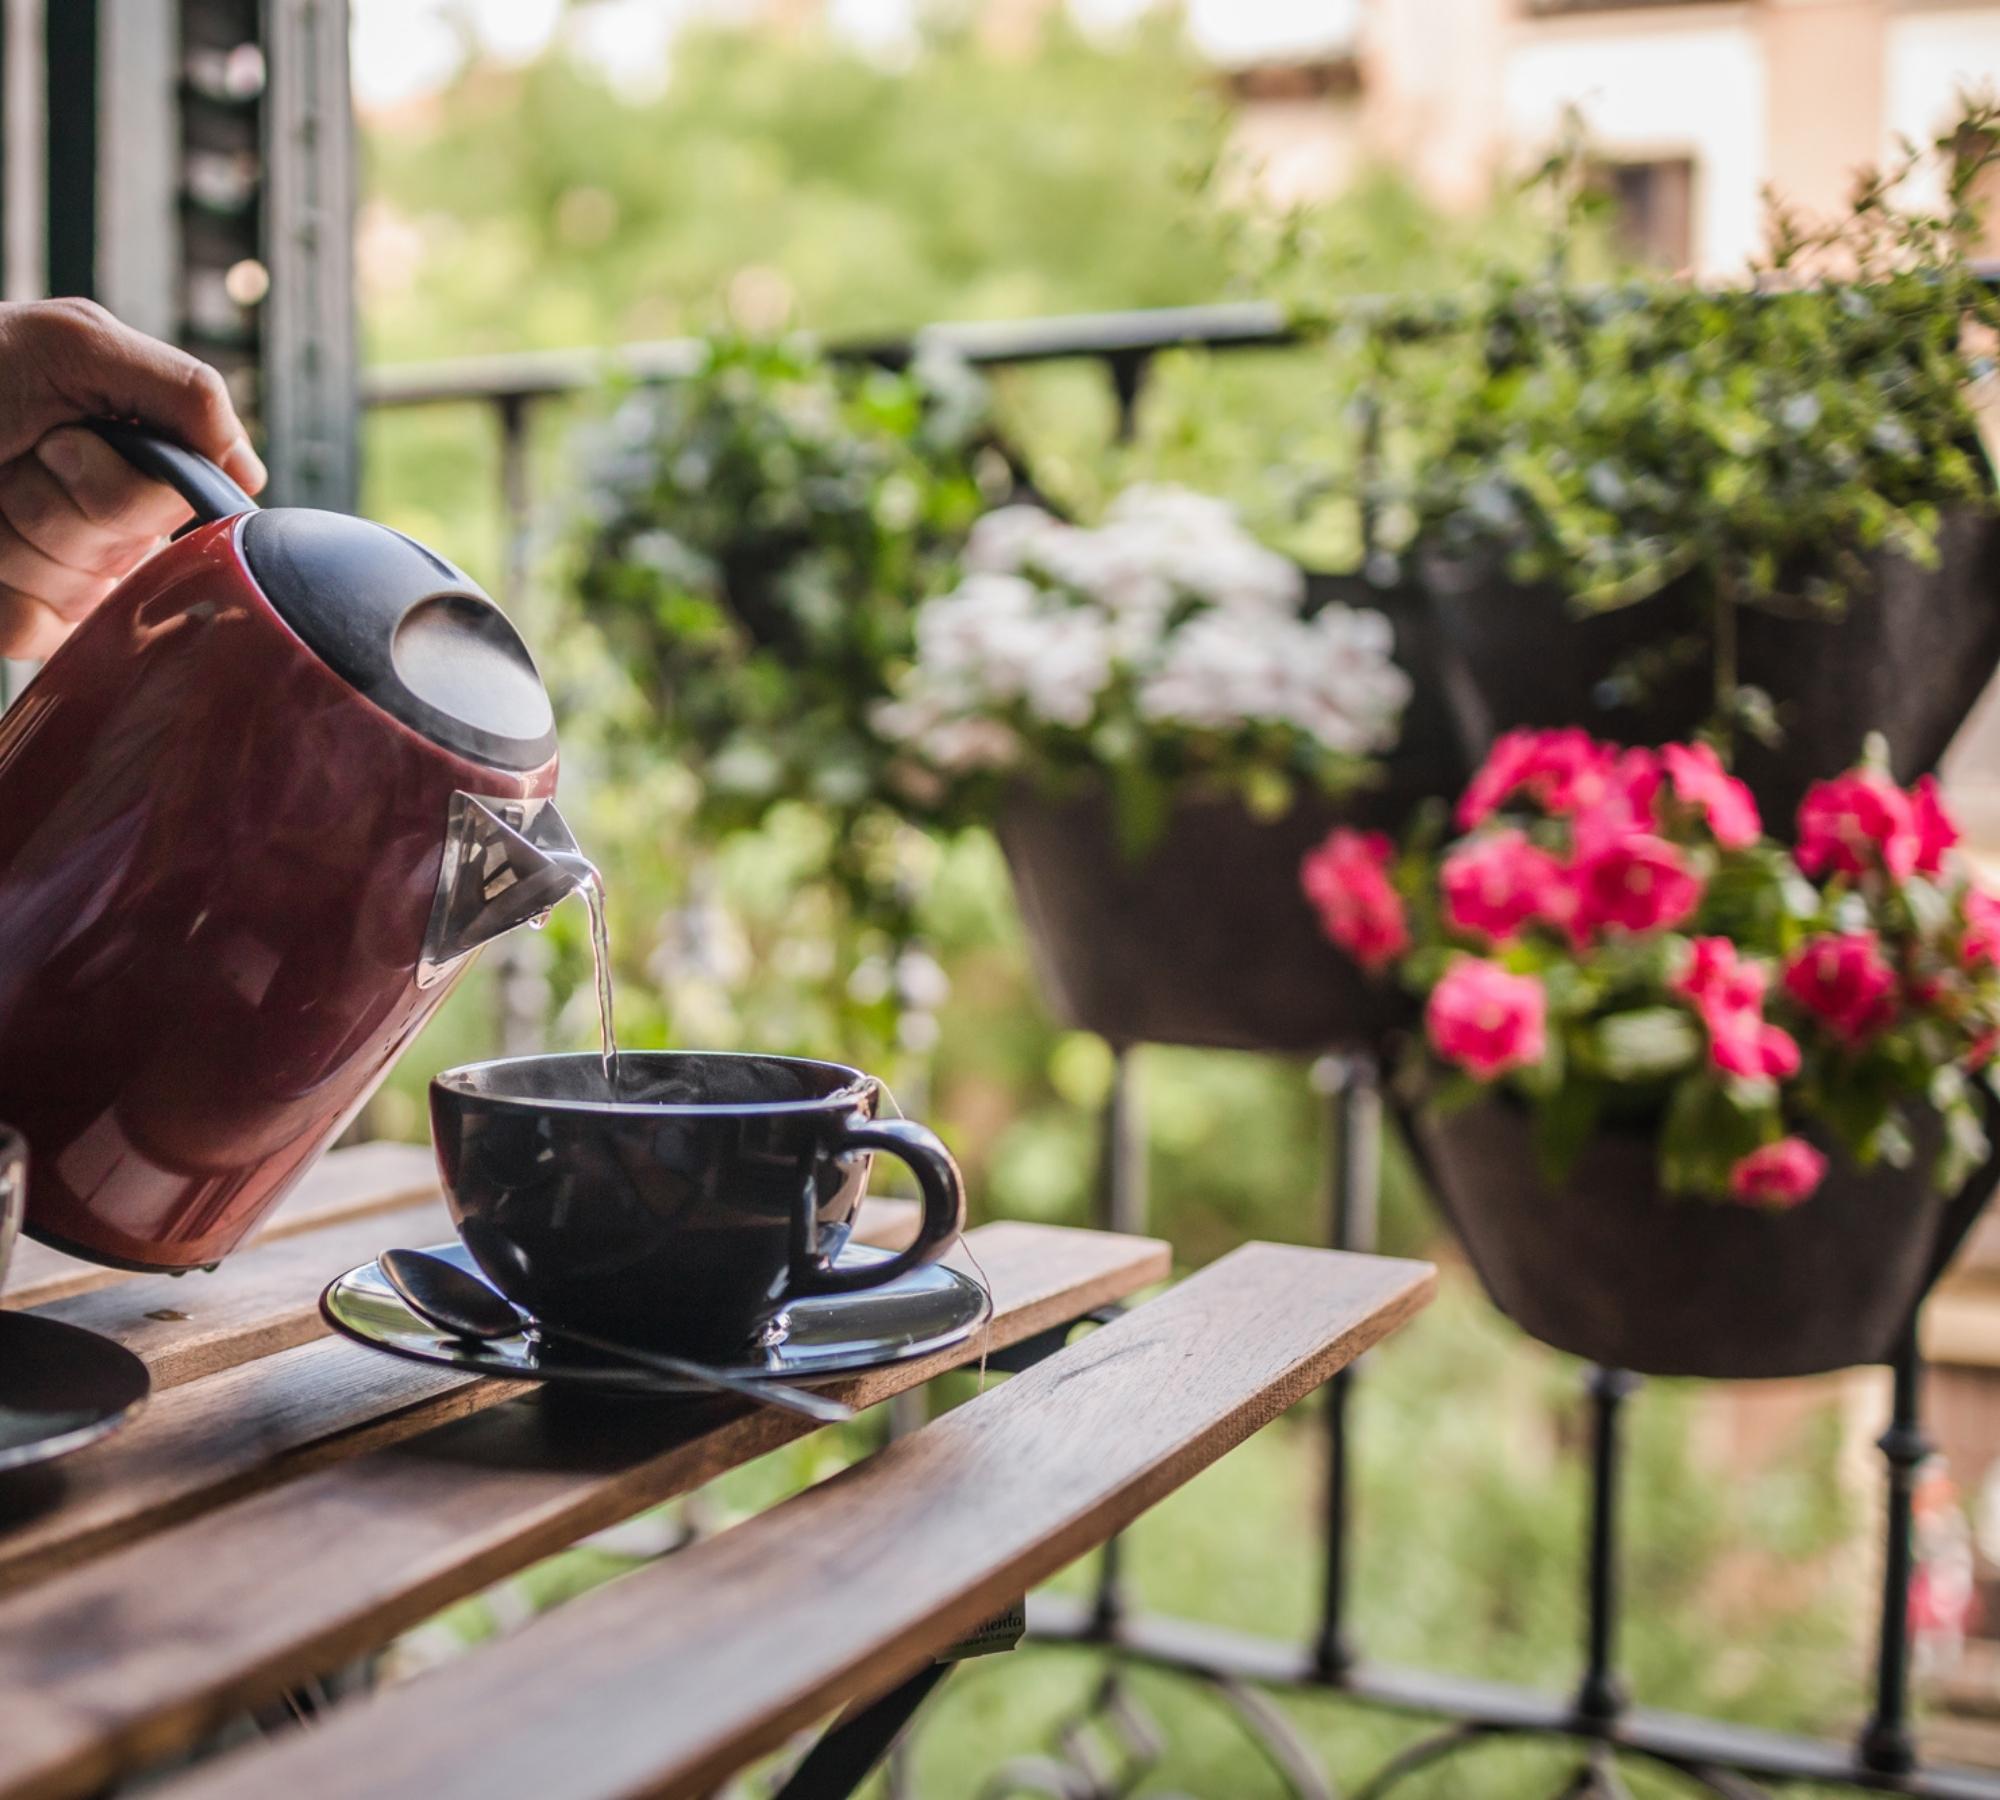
[321, 1241, 991, 1396]
[0, 1312, 151, 1471]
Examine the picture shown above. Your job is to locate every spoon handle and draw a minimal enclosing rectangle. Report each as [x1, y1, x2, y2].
[557, 1326, 853, 1424]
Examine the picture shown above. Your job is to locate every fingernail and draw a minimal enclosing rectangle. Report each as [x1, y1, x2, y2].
[34, 431, 86, 486]
[222, 436, 268, 494]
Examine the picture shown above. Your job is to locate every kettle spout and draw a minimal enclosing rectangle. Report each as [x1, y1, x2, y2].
[418, 794, 593, 988]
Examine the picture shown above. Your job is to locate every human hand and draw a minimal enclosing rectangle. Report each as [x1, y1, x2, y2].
[0, 299, 266, 658]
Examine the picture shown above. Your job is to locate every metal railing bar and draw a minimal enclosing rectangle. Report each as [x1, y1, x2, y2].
[360, 300, 1296, 411]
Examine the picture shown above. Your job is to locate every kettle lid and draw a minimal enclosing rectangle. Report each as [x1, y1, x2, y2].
[239, 509, 557, 772]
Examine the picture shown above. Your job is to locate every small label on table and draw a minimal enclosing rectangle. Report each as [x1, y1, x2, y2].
[936, 1599, 1026, 1662]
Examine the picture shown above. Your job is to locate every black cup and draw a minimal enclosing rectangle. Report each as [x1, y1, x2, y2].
[429, 1051, 966, 1356]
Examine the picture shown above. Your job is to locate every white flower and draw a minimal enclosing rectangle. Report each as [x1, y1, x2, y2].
[870, 695, 1023, 773]
[1138, 603, 1408, 756]
[1138, 611, 1291, 732]
[912, 715, 1023, 772]
[880, 484, 1410, 778]
[1105, 483, 1243, 539]
[965, 505, 1068, 575]
[898, 570, 1115, 728]
[1029, 521, 1176, 620]
[1018, 608, 1116, 727]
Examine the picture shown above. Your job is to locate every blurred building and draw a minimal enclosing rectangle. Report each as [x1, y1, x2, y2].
[1220, 0, 2000, 275]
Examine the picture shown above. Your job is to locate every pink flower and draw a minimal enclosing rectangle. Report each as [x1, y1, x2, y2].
[1675, 936, 1761, 1012]
[1796, 771, 1920, 882]
[1425, 957, 1548, 1080]
[1673, 937, 1799, 1079]
[1571, 834, 1703, 936]
[1662, 742, 1760, 850]
[1782, 931, 1898, 1044]
[1456, 730, 1542, 830]
[1962, 890, 2000, 970]
[1746, 1023, 1803, 1080]
[1301, 829, 1409, 973]
[1729, 1137, 1828, 1207]
[1440, 829, 1569, 944]
[1912, 775, 1960, 877]
[1571, 748, 1664, 857]
[1456, 728, 1637, 829]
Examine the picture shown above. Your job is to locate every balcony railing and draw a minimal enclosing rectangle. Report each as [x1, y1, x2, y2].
[355, 303, 2000, 1799]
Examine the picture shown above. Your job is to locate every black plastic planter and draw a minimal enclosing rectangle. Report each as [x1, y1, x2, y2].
[1422, 504, 2000, 828]
[996, 575, 1465, 1055]
[1411, 1096, 2000, 1379]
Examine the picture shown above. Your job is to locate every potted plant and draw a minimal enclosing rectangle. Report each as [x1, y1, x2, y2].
[873, 485, 1461, 1052]
[567, 334, 993, 1055]
[1303, 726, 2000, 1377]
[1377, 106, 2000, 826]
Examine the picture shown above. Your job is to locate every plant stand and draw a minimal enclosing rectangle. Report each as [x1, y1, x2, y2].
[1002, 1052, 2000, 1799]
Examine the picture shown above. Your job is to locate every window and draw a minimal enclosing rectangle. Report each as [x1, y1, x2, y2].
[1590, 156, 1696, 271]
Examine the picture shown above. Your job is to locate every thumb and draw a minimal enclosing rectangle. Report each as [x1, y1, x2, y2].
[0, 299, 267, 494]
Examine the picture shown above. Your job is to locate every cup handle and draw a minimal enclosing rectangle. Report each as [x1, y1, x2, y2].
[792, 1117, 965, 1296]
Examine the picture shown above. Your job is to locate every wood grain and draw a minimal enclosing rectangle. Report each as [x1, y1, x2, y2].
[29, 1193, 918, 1391]
[0, 1221, 1166, 1800]
[0, 1198, 927, 1588]
[168, 1243, 1434, 1800]
[1, 1142, 440, 1310]
[0, 1338, 518, 1596]
[34, 1198, 455, 1387]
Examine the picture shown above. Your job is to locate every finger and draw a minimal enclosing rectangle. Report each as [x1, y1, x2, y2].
[0, 445, 172, 579]
[4, 300, 266, 491]
[0, 516, 118, 620]
[0, 586, 71, 660]
[31, 428, 194, 543]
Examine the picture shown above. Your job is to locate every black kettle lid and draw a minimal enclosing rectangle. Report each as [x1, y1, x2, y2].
[239, 509, 557, 773]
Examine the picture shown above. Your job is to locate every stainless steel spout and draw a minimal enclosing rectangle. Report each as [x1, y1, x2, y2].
[418, 793, 593, 988]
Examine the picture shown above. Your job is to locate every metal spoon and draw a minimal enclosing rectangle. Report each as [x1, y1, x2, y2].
[379, 1248, 852, 1425]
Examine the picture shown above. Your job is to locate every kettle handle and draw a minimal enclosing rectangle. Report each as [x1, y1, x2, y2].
[84, 419, 260, 524]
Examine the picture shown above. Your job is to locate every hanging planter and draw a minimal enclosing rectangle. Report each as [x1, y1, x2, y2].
[1000, 783, 1376, 1054]
[1412, 1096, 2000, 1378]
[1304, 722, 2000, 1378]
[879, 497, 1463, 1055]
[999, 574, 1461, 1054]
[1423, 496, 2000, 829]
[1370, 111, 2000, 831]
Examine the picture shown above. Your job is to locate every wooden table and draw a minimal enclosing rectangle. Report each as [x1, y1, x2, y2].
[0, 1144, 1433, 1800]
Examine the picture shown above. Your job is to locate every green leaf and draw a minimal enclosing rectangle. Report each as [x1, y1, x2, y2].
[1592, 1007, 1701, 1082]
[1533, 1077, 1604, 1186]
[1109, 762, 1172, 860]
[1938, 1094, 1992, 1192]
[1426, 1072, 1489, 1117]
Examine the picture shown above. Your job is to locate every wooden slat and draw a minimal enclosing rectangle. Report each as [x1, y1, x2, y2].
[171, 1243, 1435, 1800]
[36, 1197, 454, 1388]
[2, 1142, 439, 1309]
[0, 1221, 1167, 1800]
[0, 1339, 514, 1597]
[0, 1198, 928, 1590]
[32, 1193, 919, 1391]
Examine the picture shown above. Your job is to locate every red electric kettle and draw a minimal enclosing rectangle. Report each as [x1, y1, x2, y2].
[0, 423, 587, 1272]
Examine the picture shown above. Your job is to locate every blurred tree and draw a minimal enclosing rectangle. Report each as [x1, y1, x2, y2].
[362, 11, 1235, 361]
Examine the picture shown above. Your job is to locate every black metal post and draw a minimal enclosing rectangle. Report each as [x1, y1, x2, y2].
[1108, 350, 1153, 444]
[1091, 1045, 1145, 1633]
[1316, 1052, 1380, 1678]
[1098, 1045, 1146, 1238]
[1858, 1324, 1930, 1776]
[490, 393, 552, 1062]
[1574, 1366, 1640, 1728]
[775, 1662, 952, 1800]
